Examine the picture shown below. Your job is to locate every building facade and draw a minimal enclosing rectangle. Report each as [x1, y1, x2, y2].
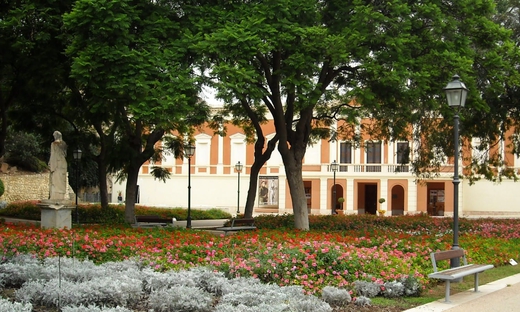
[111, 120, 520, 217]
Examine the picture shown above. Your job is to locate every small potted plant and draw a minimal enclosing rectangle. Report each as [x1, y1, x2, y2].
[336, 197, 345, 214]
[378, 198, 386, 216]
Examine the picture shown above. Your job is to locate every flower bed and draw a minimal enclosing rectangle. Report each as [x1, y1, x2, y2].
[1, 215, 519, 295]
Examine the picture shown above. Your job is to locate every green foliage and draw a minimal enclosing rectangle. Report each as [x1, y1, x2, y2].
[0, 179, 4, 197]
[0, 201, 232, 224]
[254, 214, 296, 229]
[134, 206, 232, 221]
[63, 0, 210, 220]
[193, 0, 519, 230]
[149, 166, 171, 183]
[4, 131, 47, 172]
[0, 200, 41, 219]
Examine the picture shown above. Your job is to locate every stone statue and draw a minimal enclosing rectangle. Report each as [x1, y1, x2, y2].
[49, 131, 68, 200]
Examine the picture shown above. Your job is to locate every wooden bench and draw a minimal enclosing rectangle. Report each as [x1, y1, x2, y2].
[134, 215, 173, 227]
[428, 249, 494, 302]
[215, 218, 256, 235]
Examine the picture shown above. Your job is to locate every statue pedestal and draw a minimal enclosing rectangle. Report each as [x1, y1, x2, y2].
[39, 200, 74, 229]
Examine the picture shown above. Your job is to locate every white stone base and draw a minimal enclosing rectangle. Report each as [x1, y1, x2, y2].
[40, 202, 74, 229]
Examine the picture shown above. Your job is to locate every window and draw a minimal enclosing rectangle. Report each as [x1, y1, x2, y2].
[396, 142, 410, 164]
[194, 133, 212, 167]
[339, 142, 352, 172]
[366, 142, 381, 164]
[340, 142, 352, 163]
[365, 141, 381, 172]
[230, 133, 246, 167]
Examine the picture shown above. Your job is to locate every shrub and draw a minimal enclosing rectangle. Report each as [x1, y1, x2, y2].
[321, 286, 351, 306]
[381, 281, 405, 298]
[400, 275, 422, 297]
[0, 298, 32, 312]
[62, 306, 132, 312]
[353, 280, 381, 298]
[0, 201, 231, 224]
[0, 200, 41, 220]
[353, 296, 371, 307]
[147, 286, 213, 312]
[4, 130, 47, 172]
[0, 179, 4, 197]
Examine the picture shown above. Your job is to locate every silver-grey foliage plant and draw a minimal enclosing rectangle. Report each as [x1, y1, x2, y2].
[321, 286, 352, 306]
[353, 280, 381, 298]
[2, 255, 424, 311]
[0, 298, 32, 312]
[61, 305, 133, 312]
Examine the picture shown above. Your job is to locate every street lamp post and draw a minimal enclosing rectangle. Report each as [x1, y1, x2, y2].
[330, 160, 339, 215]
[72, 149, 82, 225]
[444, 74, 468, 268]
[235, 161, 243, 214]
[185, 144, 195, 229]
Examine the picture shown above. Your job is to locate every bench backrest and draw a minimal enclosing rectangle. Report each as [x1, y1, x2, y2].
[231, 218, 255, 227]
[135, 215, 170, 223]
[430, 249, 468, 272]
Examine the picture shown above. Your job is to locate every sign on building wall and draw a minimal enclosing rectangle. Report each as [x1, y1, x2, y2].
[258, 176, 278, 207]
[429, 190, 445, 204]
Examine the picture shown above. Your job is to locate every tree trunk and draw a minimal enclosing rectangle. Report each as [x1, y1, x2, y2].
[123, 126, 164, 224]
[275, 107, 312, 230]
[244, 135, 278, 218]
[93, 122, 112, 209]
[244, 169, 259, 218]
[97, 162, 109, 209]
[282, 150, 309, 230]
[124, 163, 139, 223]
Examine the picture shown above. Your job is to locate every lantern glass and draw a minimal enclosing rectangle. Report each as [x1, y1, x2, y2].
[185, 145, 195, 158]
[444, 74, 468, 108]
[73, 149, 82, 160]
[330, 160, 339, 172]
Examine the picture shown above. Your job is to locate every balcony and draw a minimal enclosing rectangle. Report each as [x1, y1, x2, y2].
[330, 164, 410, 174]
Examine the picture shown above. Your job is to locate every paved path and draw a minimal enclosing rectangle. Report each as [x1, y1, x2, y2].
[405, 273, 520, 312]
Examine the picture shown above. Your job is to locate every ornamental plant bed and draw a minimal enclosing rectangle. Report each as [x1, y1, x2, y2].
[0, 215, 519, 311]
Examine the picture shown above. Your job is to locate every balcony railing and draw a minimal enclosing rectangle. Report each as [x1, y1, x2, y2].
[330, 164, 410, 173]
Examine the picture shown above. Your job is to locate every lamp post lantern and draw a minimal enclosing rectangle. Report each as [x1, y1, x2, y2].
[235, 161, 243, 214]
[330, 160, 339, 215]
[444, 74, 468, 268]
[185, 144, 195, 229]
[72, 149, 82, 225]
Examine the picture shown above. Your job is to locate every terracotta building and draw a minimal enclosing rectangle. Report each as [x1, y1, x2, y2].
[112, 119, 520, 217]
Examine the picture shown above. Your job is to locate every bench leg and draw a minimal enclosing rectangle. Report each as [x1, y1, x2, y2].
[445, 280, 451, 303]
[474, 273, 479, 292]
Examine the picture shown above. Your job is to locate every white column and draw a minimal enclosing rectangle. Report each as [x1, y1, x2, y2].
[346, 179, 355, 212]
[217, 130, 224, 174]
[408, 179, 418, 213]
[320, 177, 329, 214]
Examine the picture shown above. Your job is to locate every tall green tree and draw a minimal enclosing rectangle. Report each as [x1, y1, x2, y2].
[0, 0, 72, 156]
[64, 0, 209, 222]
[195, 0, 515, 229]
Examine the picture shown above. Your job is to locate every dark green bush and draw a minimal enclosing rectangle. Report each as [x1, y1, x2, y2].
[0, 200, 41, 219]
[0, 201, 232, 224]
[0, 179, 4, 197]
[4, 131, 47, 172]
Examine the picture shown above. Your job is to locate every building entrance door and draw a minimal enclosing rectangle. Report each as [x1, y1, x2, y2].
[365, 184, 377, 215]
